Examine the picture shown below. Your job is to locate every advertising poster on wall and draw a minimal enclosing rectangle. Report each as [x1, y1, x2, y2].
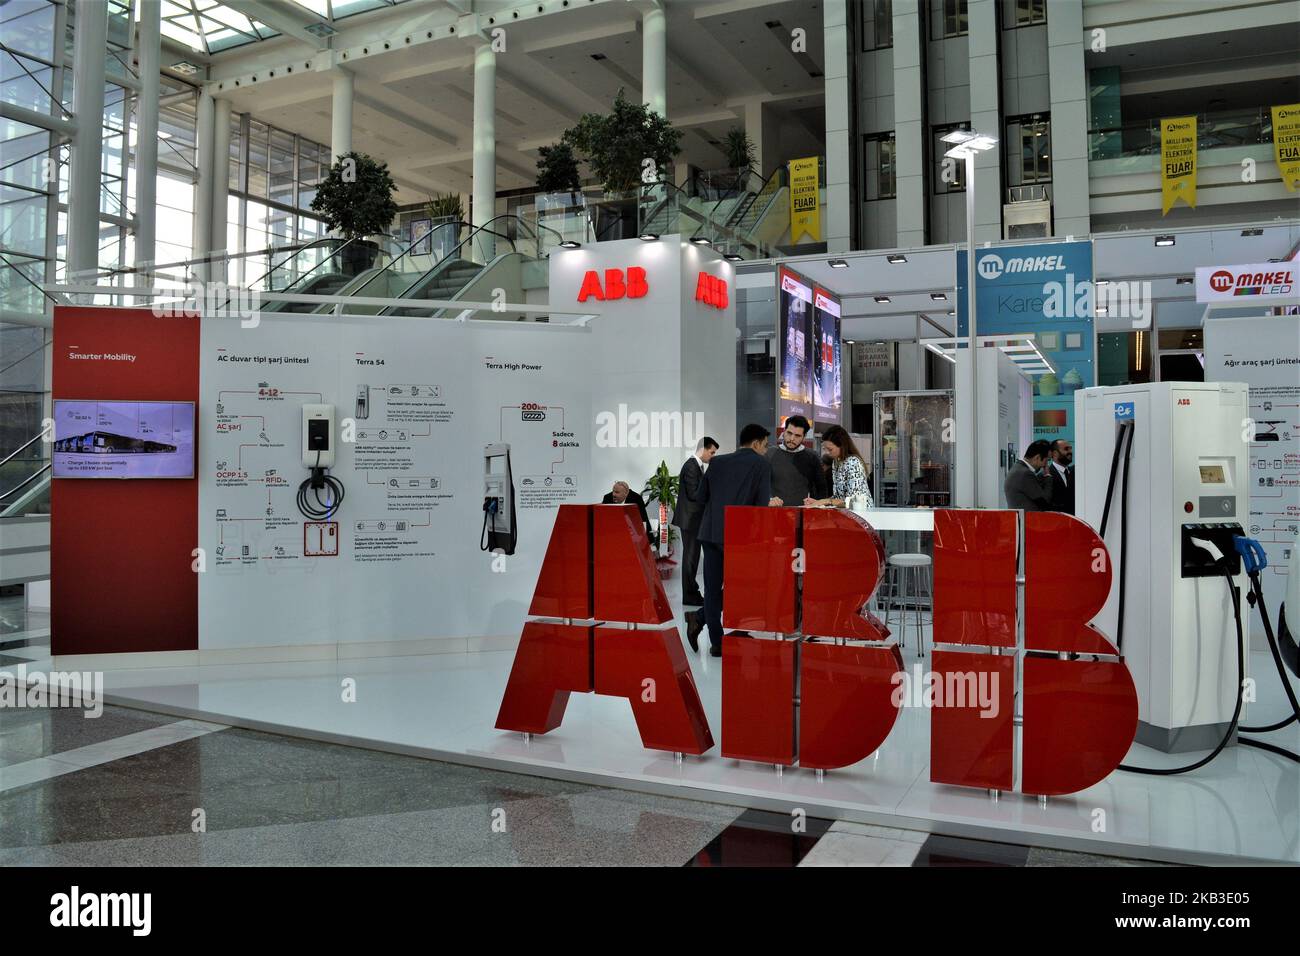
[957, 240, 1095, 446]
[1205, 314, 1300, 641]
[777, 266, 813, 425]
[812, 287, 842, 424]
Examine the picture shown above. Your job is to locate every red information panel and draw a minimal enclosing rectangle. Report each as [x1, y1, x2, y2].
[933, 509, 1017, 648]
[722, 506, 798, 632]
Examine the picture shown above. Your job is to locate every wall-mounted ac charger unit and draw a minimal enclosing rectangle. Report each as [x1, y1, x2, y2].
[302, 404, 335, 468]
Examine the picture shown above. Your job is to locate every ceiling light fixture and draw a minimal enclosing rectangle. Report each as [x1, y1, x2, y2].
[639, 233, 659, 242]
[1154, 235, 1176, 247]
[887, 254, 907, 264]
[828, 258, 849, 268]
[875, 296, 891, 304]
[559, 240, 581, 249]
[930, 292, 947, 301]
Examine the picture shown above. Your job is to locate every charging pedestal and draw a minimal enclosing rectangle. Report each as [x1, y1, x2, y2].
[1076, 382, 1250, 753]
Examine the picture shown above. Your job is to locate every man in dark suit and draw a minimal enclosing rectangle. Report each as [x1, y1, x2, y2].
[672, 437, 719, 607]
[1003, 439, 1054, 511]
[687, 424, 782, 656]
[1046, 439, 1075, 514]
[602, 481, 653, 541]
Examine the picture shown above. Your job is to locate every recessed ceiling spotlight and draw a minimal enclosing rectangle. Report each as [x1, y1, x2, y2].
[639, 233, 659, 242]
[724, 253, 744, 261]
[887, 254, 907, 264]
[1175, 276, 1194, 285]
[828, 259, 849, 268]
[874, 296, 891, 303]
[690, 236, 712, 246]
[559, 240, 581, 249]
[1154, 235, 1175, 247]
[930, 292, 947, 301]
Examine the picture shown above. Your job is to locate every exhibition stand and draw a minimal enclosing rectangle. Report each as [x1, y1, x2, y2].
[29, 234, 1300, 865]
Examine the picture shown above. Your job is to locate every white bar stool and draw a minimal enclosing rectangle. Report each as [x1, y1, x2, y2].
[883, 553, 932, 657]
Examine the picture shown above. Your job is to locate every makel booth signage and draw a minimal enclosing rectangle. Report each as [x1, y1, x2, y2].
[957, 240, 1095, 445]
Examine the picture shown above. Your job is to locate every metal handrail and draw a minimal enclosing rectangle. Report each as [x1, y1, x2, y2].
[0, 462, 50, 504]
[0, 432, 47, 470]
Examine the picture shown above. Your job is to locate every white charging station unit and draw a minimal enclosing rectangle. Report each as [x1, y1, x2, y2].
[1076, 382, 1250, 753]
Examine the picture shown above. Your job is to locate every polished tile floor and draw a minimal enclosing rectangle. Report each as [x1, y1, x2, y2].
[4, 587, 1296, 864]
[0, 704, 1168, 866]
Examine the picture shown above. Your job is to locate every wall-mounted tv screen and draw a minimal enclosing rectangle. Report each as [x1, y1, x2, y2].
[812, 287, 842, 423]
[53, 400, 195, 479]
[777, 266, 813, 424]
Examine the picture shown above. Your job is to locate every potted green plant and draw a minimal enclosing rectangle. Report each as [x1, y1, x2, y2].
[723, 126, 756, 193]
[423, 192, 464, 256]
[309, 151, 398, 274]
[642, 460, 680, 571]
[563, 90, 682, 240]
[535, 142, 585, 247]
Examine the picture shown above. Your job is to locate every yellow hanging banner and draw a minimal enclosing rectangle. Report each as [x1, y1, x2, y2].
[1271, 104, 1300, 192]
[788, 156, 820, 243]
[1160, 116, 1197, 214]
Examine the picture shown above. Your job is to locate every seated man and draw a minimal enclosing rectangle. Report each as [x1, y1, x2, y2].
[602, 480, 654, 542]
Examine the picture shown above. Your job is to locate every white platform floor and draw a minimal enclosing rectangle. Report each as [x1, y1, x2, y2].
[69, 574, 1300, 866]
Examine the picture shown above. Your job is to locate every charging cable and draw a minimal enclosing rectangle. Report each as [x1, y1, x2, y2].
[297, 449, 345, 520]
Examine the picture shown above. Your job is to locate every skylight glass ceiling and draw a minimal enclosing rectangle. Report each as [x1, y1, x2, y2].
[158, 0, 409, 55]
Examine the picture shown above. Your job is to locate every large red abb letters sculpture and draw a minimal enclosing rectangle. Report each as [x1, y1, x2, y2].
[496, 504, 1138, 795]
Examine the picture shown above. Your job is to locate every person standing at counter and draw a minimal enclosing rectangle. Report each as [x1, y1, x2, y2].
[766, 415, 827, 507]
[1004, 440, 1054, 511]
[803, 425, 873, 508]
[686, 424, 782, 657]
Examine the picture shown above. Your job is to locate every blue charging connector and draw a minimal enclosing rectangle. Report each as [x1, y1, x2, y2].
[1233, 535, 1268, 575]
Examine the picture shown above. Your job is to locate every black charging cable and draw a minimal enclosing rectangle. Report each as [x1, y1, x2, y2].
[297, 449, 345, 520]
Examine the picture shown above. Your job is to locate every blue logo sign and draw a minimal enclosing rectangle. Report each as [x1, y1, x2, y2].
[1114, 402, 1135, 421]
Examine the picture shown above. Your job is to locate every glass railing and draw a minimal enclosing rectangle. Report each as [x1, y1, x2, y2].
[0, 433, 50, 516]
[1089, 107, 1275, 161]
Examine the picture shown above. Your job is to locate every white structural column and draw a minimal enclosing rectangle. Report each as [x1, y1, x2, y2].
[134, 0, 161, 279]
[742, 98, 778, 178]
[471, 39, 496, 262]
[967, 0, 1003, 243]
[211, 98, 232, 264]
[822, 0, 852, 252]
[641, 1, 667, 116]
[893, 0, 926, 247]
[193, 89, 215, 280]
[1047, 0, 1091, 237]
[67, 0, 108, 279]
[331, 68, 353, 165]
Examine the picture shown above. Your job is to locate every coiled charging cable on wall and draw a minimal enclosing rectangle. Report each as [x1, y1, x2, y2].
[297, 449, 345, 521]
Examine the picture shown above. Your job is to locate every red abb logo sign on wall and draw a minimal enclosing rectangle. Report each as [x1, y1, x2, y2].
[694, 272, 729, 310]
[496, 505, 1138, 795]
[577, 267, 649, 302]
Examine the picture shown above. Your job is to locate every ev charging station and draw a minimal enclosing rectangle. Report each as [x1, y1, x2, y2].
[1077, 382, 1250, 753]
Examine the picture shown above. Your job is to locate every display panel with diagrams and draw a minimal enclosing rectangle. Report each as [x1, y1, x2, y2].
[52, 399, 196, 478]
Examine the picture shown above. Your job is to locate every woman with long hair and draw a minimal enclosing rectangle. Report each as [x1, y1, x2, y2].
[804, 425, 873, 508]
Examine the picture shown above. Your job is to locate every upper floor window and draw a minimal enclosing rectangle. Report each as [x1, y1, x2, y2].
[861, 0, 893, 50]
[942, 0, 968, 38]
[1005, 0, 1046, 27]
[1007, 115, 1052, 185]
[862, 132, 897, 200]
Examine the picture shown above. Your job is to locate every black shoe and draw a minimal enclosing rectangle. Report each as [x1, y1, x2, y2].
[685, 613, 702, 653]
[709, 646, 722, 658]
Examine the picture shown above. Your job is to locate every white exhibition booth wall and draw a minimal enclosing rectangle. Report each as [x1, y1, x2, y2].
[197, 237, 736, 653]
